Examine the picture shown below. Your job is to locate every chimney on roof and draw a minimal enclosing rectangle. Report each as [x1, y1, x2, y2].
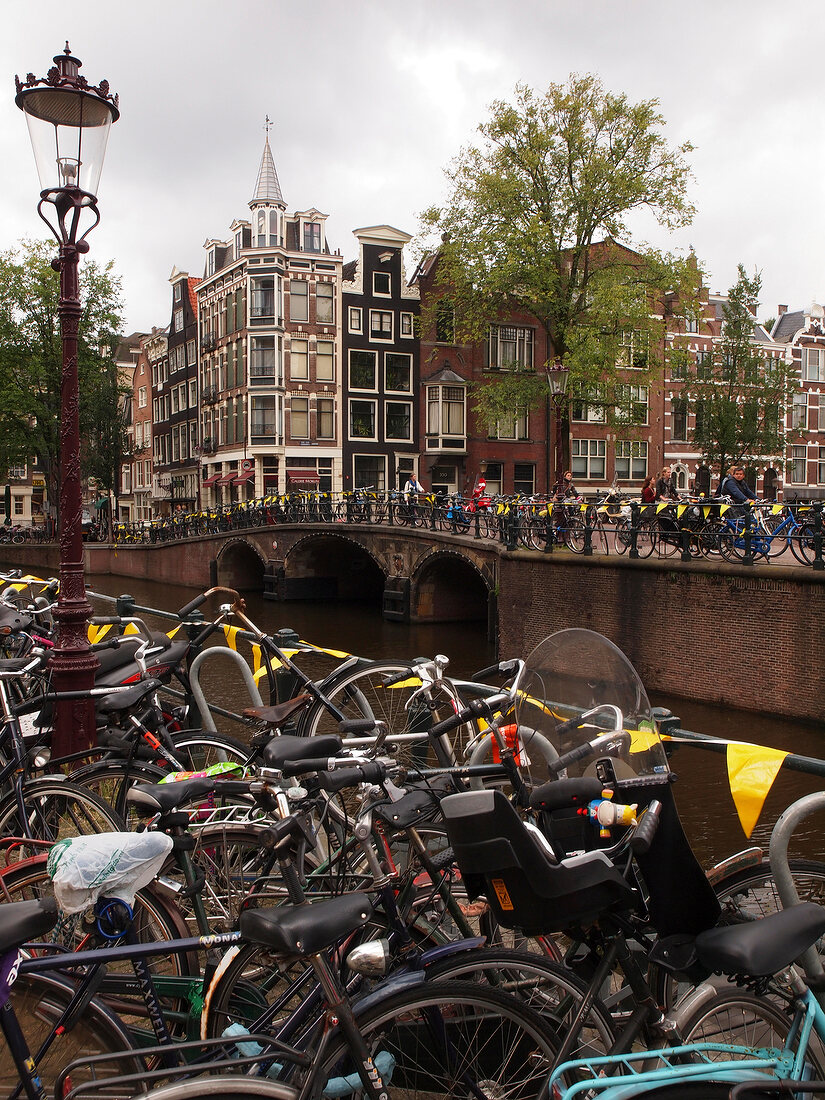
[778, 304, 788, 316]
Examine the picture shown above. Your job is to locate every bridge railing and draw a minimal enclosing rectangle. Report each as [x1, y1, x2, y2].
[108, 493, 825, 570]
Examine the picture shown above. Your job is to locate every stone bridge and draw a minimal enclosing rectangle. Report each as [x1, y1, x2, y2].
[86, 524, 500, 631]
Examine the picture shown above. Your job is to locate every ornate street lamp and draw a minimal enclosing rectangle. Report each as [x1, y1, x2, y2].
[16, 44, 119, 757]
[546, 358, 570, 493]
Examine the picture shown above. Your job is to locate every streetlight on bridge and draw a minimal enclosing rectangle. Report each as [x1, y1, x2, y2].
[546, 358, 570, 494]
[15, 44, 120, 756]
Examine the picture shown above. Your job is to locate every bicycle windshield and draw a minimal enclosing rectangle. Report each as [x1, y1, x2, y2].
[514, 628, 670, 781]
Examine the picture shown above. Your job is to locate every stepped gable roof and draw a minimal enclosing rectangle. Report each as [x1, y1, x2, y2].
[772, 310, 805, 343]
[251, 135, 284, 206]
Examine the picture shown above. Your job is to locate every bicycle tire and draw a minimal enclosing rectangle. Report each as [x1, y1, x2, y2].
[613, 520, 632, 555]
[0, 858, 199, 1018]
[635, 518, 657, 558]
[673, 984, 825, 1077]
[297, 660, 478, 769]
[0, 778, 124, 840]
[170, 730, 250, 771]
[2, 971, 144, 1097]
[425, 946, 616, 1058]
[795, 523, 821, 566]
[317, 981, 559, 1100]
[565, 519, 587, 553]
[68, 760, 167, 828]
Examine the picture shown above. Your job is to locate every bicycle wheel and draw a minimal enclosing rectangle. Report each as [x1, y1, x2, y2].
[144, 1083, 296, 1099]
[673, 984, 825, 1076]
[2, 971, 144, 1097]
[68, 760, 167, 829]
[613, 520, 632, 555]
[0, 778, 124, 840]
[171, 730, 250, 771]
[316, 982, 558, 1100]
[564, 519, 587, 553]
[795, 523, 821, 566]
[298, 661, 477, 768]
[425, 947, 616, 1059]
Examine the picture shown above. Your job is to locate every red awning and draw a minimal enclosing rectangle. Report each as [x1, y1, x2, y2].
[286, 469, 320, 484]
[201, 473, 221, 486]
[216, 472, 238, 485]
[233, 470, 255, 484]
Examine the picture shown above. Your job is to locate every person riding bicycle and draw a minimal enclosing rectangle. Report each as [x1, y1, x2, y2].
[719, 465, 757, 519]
[655, 466, 679, 502]
[403, 475, 424, 501]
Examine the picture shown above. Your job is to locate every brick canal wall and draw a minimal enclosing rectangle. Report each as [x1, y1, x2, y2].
[497, 551, 825, 724]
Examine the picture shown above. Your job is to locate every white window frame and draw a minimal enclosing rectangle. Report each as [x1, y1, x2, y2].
[385, 401, 413, 442]
[349, 398, 378, 441]
[317, 397, 335, 440]
[316, 340, 335, 382]
[615, 440, 648, 481]
[792, 391, 807, 430]
[348, 306, 362, 334]
[487, 325, 534, 370]
[138, 387, 147, 409]
[290, 338, 309, 380]
[426, 384, 466, 450]
[316, 282, 334, 324]
[617, 330, 648, 371]
[790, 445, 807, 484]
[615, 385, 649, 425]
[400, 312, 414, 338]
[571, 438, 607, 480]
[349, 349, 377, 392]
[804, 348, 825, 382]
[369, 310, 393, 342]
[373, 271, 391, 297]
[384, 352, 412, 393]
[495, 409, 528, 440]
[289, 280, 309, 322]
[290, 396, 310, 440]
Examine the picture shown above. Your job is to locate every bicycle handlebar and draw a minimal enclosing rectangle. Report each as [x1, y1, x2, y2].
[178, 587, 241, 619]
[428, 693, 511, 740]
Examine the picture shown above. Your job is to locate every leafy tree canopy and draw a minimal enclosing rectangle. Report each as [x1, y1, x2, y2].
[417, 75, 701, 430]
[0, 238, 124, 512]
[675, 265, 800, 477]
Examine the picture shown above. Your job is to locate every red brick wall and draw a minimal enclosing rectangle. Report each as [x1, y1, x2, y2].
[498, 552, 825, 723]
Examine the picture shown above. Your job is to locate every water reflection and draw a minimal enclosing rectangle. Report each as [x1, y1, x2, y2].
[58, 573, 825, 870]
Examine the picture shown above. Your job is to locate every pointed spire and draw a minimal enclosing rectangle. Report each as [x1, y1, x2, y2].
[250, 117, 284, 207]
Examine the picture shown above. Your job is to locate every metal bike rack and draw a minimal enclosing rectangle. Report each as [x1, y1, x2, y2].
[187, 646, 264, 733]
[768, 789, 825, 992]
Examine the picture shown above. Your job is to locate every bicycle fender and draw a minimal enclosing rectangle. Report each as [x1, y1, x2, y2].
[705, 846, 763, 887]
[352, 969, 426, 1017]
[420, 937, 486, 968]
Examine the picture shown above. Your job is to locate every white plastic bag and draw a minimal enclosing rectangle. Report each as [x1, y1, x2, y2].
[46, 831, 173, 914]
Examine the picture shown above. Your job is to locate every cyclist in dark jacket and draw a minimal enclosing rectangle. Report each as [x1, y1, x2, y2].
[720, 467, 757, 504]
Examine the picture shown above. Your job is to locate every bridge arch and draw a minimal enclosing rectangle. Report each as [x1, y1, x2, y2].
[215, 538, 267, 591]
[283, 532, 385, 602]
[411, 549, 491, 622]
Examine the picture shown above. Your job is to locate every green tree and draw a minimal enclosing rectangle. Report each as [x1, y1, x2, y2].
[83, 353, 139, 540]
[418, 75, 700, 441]
[0, 239, 124, 520]
[677, 265, 799, 479]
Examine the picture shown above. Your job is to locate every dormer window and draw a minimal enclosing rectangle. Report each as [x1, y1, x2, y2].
[235, 231, 243, 258]
[174, 283, 182, 302]
[208, 249, 216, 277]
[303, 222, 321, 253]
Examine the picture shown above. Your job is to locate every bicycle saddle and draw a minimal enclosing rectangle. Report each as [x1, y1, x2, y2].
[261, 733, 343, 771]
[0, 897, 57, 954]
[694, 901, 825, 977]
[240, 892, 373, 957]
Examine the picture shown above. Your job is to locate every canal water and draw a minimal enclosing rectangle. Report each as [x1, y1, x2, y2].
[29, 569, 825, 872]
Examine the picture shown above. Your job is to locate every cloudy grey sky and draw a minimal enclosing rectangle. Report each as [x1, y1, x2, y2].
[3, 0, 821, 335]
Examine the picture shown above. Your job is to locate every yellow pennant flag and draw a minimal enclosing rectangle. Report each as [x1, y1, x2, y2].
[726, 742, 788, 838]
[166, 625, 181, 639]
[381, 676, 423, 690]
[772, 504, 783, 515]
[720, 504, 730, 515]
[223, 624, 240, 651]
[628, 727, 661, 754]
[677, 505, 687, 518]
[703, 506, 710, 519]
[251, 643, 262, 675]
[88, 623, 112, 643]
[298, 643, 350, 659]
[123, 622, 140, 636]
[253, 655, 283, 682]
[579, 503, 588, 512]
[656, 502, 670, 514]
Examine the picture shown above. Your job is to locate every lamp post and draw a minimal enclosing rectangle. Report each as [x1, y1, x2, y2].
[16, 44, 119, 757]
[546, 358, 570, 493]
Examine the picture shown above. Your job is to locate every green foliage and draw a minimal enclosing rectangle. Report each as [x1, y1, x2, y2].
[418, 75, 700, 434]
[679, 265, 800, 476]
[0, 239, 124, 513]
